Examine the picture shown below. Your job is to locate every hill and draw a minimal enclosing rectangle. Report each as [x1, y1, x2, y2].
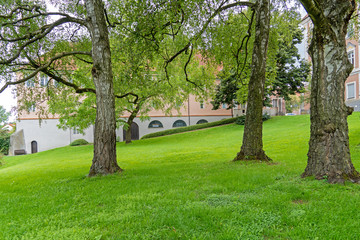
[1, 114, 360, 239]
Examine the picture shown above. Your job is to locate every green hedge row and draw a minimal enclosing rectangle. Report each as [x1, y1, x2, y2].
[141, 117, 237, 140]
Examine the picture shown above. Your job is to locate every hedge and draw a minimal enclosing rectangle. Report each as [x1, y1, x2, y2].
[235, 113, 270, 125]
[70, 139, 89, 146]
[141, 117, 237, 140]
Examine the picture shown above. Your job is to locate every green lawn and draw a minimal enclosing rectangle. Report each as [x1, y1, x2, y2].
[1, 114, 360, 239]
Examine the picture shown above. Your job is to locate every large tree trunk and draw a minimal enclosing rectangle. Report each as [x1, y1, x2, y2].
[300, 0, 359, 183]
[234, 0, 271, 161]
[86, 0, 122, 176]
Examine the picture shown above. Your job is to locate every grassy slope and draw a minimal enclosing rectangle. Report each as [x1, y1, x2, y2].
[1, 114, 360, 239]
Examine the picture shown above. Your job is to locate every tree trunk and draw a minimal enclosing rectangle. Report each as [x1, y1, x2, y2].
[125, 126, 132, 144]
[234, 0, 271, 161]
[85, 0, 122, 176]
[125, 103, 142, 144]
[300, 0, 359, 183]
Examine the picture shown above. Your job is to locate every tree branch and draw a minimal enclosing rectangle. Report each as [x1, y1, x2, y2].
[0, 17, 88, 65]
[299, 0, 322, 25]
[0, 51, 91, 93]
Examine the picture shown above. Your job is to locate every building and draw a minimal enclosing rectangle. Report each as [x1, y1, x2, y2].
[10, 74, 289, 155]
[9, 77, 242, 155]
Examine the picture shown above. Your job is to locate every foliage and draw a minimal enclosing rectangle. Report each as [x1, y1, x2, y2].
[285, 93, 310, 113]
[235, 113, 271, 125]
[141, 117, 236, 139]
[210, 8, 310, 109]
[2, 114, 360, 238]
[0, 106, 10, 125]
[0, 128, 10, 155]
[70, 139, 89, 146]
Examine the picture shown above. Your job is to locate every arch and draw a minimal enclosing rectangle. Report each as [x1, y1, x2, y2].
[172, 120, 187, 128]
[123, 122, 139, 141]
[196, 119, 208, 125]
[148, 120, 163, 128]
[31, 141, 38, 154]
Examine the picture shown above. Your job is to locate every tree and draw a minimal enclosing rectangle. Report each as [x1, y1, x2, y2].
[211, 10, 310, 110]
[0, 106, 10, 126]
[0, 106, 10, 155]
[233, 0, 271, 161]
[299, 0, 360, 183]
[0, 0, 121, 176]
[31, 12, 215, 145]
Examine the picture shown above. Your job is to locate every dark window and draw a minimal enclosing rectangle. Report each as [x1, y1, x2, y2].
[172, 120, 187, 128]
[28, 103, 36, 112]
[200, 101, 204, 109]
[148, 120, 163, 128]
[347, 83, 355, 99]
[348, 51, 355, 66]
[26, 79, 35, 87]
[40, 74, 49, 87]
[272, 99, 278, 108]
[196, 119, 208, 124]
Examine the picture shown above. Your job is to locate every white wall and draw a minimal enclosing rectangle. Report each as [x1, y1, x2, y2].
[117, 115, 232, 141]
[15, 115, 233, 152]
[16, 119, 94, 153]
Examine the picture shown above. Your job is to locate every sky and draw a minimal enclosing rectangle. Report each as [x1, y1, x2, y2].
[0, 2, 307, 122]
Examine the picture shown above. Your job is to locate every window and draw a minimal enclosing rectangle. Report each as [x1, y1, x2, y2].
[272, 99, 278, 108]
[348, 51, 355, 66]
[28, 103, 36, 112]
[73, 128, 80, 134]
[53, 80, 60, 88]
[40, 74, 49, 87]
[196, 119, 208, 124]
[26, 79, 35, 87]
[222, 103, 227, 109]
[347, 82, 355, 99]
[200, 101, 204, 109]
[148, 120, 163, 128]
[172, 120, 187, 128]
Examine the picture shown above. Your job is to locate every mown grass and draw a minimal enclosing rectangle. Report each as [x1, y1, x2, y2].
[1, 114, 360, 239]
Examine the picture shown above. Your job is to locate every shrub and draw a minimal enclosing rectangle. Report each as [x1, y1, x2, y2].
[235, 113, 271, 125]
[70, 139, 89, 146]
[235, 115, 246, 125]
[0, 130, 10, 155]
[262, 113, 271, 121]
[141, 117, 237, 139]
[0, 153, 3, 166]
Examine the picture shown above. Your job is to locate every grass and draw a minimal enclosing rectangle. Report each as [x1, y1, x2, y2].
[1, 114, 360, 239]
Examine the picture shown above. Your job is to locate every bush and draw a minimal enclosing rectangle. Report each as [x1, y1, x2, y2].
[0, 153, 3, 166]
[235, 113, 271, 125]
[235, 115, 246, 125]
[262, 113, 271, 121]
[70, 139, 89, 146]
[0, 130, 10, 155]
[141, 117, 237, 140]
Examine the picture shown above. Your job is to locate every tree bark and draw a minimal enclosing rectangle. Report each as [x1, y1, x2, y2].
[234, 0, 271, 161]
[85, 0, 122, 176]
[300, 0, 359, 183]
